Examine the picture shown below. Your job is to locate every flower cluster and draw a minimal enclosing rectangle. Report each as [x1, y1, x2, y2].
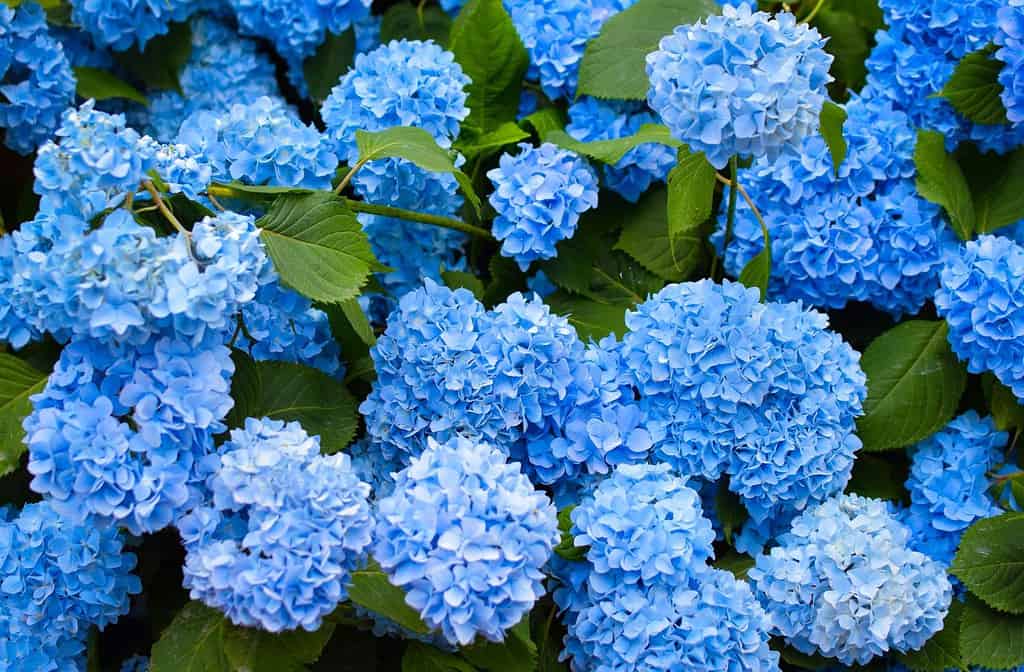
[903, 412, 1007, 566]
[487, 142, 599, 269]
[0, 3, 76, 154]
[998, 1, 1024, 126]
[0, 501, 140, 671]
[229, 0, 371, 63]
[178, 417, 375, 632]
[749, 494, 952, 665]
[374, 436, 558, 645]
[936, 235, 1024, 400]
[646, 4, 833, 169]
[68, 0, 197, 51]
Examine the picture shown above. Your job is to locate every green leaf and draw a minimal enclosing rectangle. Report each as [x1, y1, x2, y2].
[520, 108, 565, 140]
[442, 270, 486, 300]
[227, 354, 358, 454]
[960, 594, 1024, 669]
[0, 353, 47, 477]
[897, 600, 963, 672]
[303, 29, 355, 104]
[940, 47, 1009, 126]
[972, 147, 1024, 235]
[450, 0, 528, 136]
[545, 124, 681, 165]
[380, 3, 452, 46]
[462, 618, 538, 672]
[150, 602, 229, 672]
[113, 21, 192, 92]
[614, 186, 689, 281]
[713, 549, 755, 580]
[546, 292, 628, 340]
[455, 122, 530, 160]
[553, 506, 587, 562]
[667, 149, 716, 277]
[776, 645, 832, 670]
[856, 320, 967, 452]
[989, 377, 1024, 432]
[349, 564, 432, 635]
[257, 192, 385, 304]
[340, 298, 376, 347]
[915, 130, 976, 241]
[714, 486, 748, 544]
[819, 101, 848, 175]
[73, 67, 148, 105]
[815, 7, 873, 91]
[208, 182, 315, 208]
[483, 254, 528, 308]
[223, 624, 334, 672]
[355, 127, 481, 215]
[577, 0, 719, 99]
[737, 216, 771, 300]
[951, 513, 1024, 615]
[845, 453, 907, 502]
[402, 643, 476, 672]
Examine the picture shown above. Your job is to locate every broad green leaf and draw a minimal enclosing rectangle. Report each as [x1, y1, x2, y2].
[991, 378, 1024, 432]
[223, 623, 334, 672]
[951, 513, 1024, 614]
[462, 618, 538, 672]
[380, 3, 452, 46]
[713, 549, 755, 580]
[340, 298, 376, 347]
[545, 124, 681, 165]
[546, 292, 628, 340]
[349, 564, 432, 634]
[303, 29, 355, 104]
[208, 182, 315, 207]
[0, 353, 47, 477]
[714, 486, 748, 544]
[344, 356, 377, 384]
[227, 354, 358, 454]
[972, 147, 1024, 234]
[150, 602, 229, 672]
[667, 149, 716, 277]
[856, 320, 967, 452]
[355, 127, 481, 214]
[257, 192, 385, 304]
[577, 0, 720, 100]
[520, 108, 565, 140]
[737, 216, 771, 300]
[960, 595, 1024, 670]
[897, 600, 963, 672]
[819, 101, 848, 175]
[455, 122, 530, 160]
[442, 270, 486, 300]
[402, 643, 475, 672]
[483, 254, 528, 308]
[614, 186, 690, 281]
[815, 7, 873, 92]
[845, 453, 907, 502]
[73, 67, 148, 105]
[450, 0, 528, 136]
[915, 130, 976, 240]
[940, 47, 1009, 126]
[113, 21, 192, 92]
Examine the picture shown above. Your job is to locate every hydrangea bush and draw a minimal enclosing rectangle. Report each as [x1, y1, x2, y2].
[1, 0, 1024, 670]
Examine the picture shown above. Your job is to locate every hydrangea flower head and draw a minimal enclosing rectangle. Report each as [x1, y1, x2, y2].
[936, 235, 1024, 400]
[229, 0, 371, 63]
[904, 411, 1007, 565]
[487, 142, 599, 269]
[646, 4, 833, 169]
[997, 1, 1024, 126]
[878, 0, 1003, 60]
[749, 494, 952, 665]
[374, 436, 559, 645]
[68, 0, 196, 51]
[0, 3, 76, 154]
[178, 417, 374, 632]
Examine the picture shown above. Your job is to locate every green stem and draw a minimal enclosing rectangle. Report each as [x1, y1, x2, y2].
[335, 157, 370, 195]
[711, 156, 740, 280]
[344, 199, 494, 239]
[802, 0, 828, 23]
[142, 180, 189, 237]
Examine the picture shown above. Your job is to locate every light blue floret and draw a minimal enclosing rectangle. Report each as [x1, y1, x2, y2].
[68, 0, 196, 51]
[229, 0, 371, 63]
[997, 1, 1024, 126]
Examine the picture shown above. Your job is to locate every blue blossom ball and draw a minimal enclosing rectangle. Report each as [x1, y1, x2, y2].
[565, 97, 675, 203]
[487, 142, 599, 270]
[177, 96, 338, 190]
[936, 235, 1024, 400]
[374, 436, 559, 646]
[646, 4, 833, 169]
[877, 0, 1002, 60]
[229, 0, 371, 63]
[904, 412, 1007, 566]
[178, 417, 374, 632]
[68, 0, 196, 51]
[749, 494, 952, 665]
[0, 501, 140, 670]
[25, 332, 235, 534]
[998, 1, 1024, 126]
[0, 3, 76, 154]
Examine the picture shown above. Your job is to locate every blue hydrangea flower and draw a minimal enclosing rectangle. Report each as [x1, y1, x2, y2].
[566, 97, 675, 203]
[646, 4, 832, 169]
[619, 280, 866, 523]
[487, 142, 599, 270]
[374, 435, 559, 645]
[25, 331, 235, 534]
[178, 417, 374, 632]
[998, 1, 1024, 126]
[504, 0, 634, 100]
[936, 235, 1024, 400]
[878, 0, 1002, 60]
[347, 437, 402, 500]
[0, 3, 76, 154]
[147, 139, 213, 199]
[904, 412, 1007, 566]
[229, 0, 371, 63]
[68, 0, 196, 51]
[176, 96, 338, 190]
[749, 494, 952, 665]
[0, 501, 140, 672]
[52, 25, 116, 70]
